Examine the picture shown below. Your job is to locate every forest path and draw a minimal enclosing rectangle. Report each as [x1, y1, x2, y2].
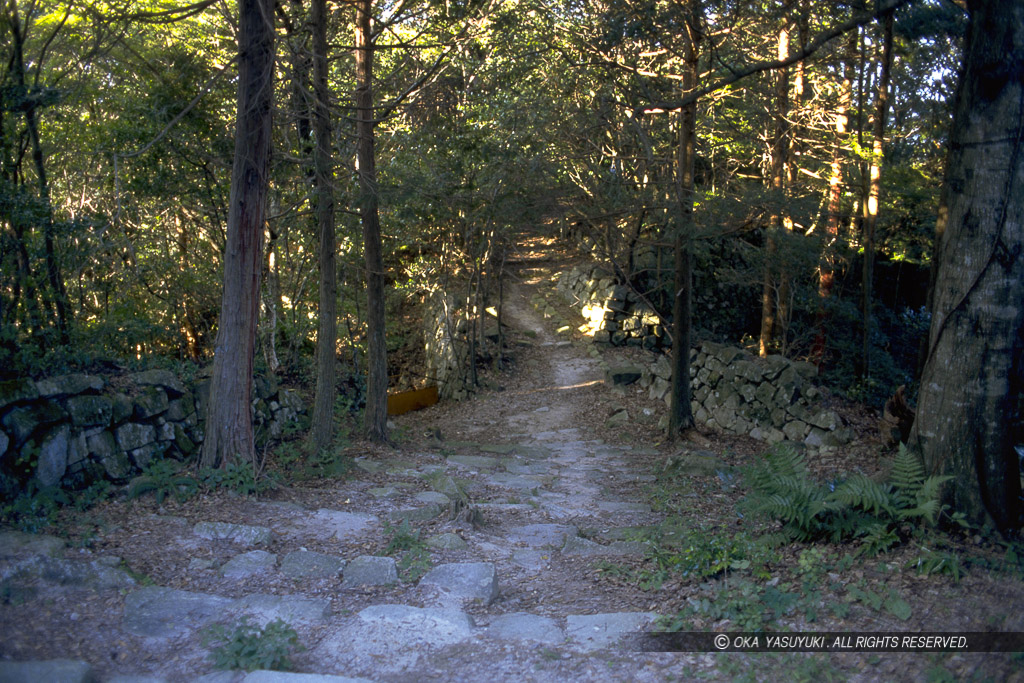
[0, 252, 708, 682]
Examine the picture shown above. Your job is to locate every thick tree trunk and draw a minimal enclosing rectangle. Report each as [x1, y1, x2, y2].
[356, 0, 389, 442]
[668, 5, 701, 439]
[201, 0, 275, 468]
[311, 0, 337, 451]
[908, 0, 1024, 533]
[859, 10, 893, 379]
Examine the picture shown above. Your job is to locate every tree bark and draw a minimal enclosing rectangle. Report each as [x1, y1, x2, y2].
[356, 0, 388, 442]
[812, 28, 857, 368]
[668, 3, 701, 439]
[908, 0, 1024, 533]
[201, 0, 275, 468]
[311, 0, 337, 451]
[760, 20, 790, 358]
[859, 10, 894, 379]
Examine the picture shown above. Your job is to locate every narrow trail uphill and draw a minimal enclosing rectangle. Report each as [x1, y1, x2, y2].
[0, 251, 715, 682]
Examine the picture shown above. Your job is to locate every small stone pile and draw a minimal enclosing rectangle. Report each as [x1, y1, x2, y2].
[618, 341, 851, 446]
[556, 266, 666, 348]
[0, 370, 305, 491]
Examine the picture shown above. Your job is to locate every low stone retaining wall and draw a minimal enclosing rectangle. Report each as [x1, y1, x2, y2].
[556, 265, 666, 348]
[0, 370, 304, 491]
[551, 264, 850, 447]
[631, 342, 851, 446]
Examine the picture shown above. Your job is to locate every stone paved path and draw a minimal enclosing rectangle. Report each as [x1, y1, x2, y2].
[0, 276, 705, 682]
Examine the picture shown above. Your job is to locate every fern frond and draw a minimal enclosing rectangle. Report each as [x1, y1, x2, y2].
[890, 444, 926, 494]
[829, 474, 894, 517]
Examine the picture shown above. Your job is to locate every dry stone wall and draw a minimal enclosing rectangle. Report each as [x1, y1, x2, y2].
[635, 342, 851, 446]
[0, 370, 305, 491]
[553, 265, 851, 447]
[556, 265, 667, 348]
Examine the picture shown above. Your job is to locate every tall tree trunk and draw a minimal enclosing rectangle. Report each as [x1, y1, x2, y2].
[812, 28, 857, 368]
[311, 0, 337, 450]
[908, 0, 1024, 533]
[669, 3, 701, 439]
[355, 0, 388, 442]
[759, 19, 790, 358]
[859, 10, 894, 379]
[7, 0, 68, 343]
[201, 0, 276, 468]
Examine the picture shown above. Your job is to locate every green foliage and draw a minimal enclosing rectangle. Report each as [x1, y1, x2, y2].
[742, 443, 951, 554]
[383, 519, 433, 582]
[199, 462, 279, 497]
[596, 521, 778, 591]
[127, 460, 199, 504]
[0, 480, 70, 532]
[202, 618, 303, 672]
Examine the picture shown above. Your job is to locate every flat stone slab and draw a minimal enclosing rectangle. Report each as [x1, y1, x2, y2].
[310, 509, 378, 541]
[426, 532, 468, 550]
[565, 612, 658, 652]
[4, 555, 136, 590]
[561, 536, 635, 557]
[193, 521, 272, 546]
[221, 550, 277, 579]
[0, 659, 94, 683]
[122, 587, 233, 638]
[486, 613, 564, 645]
[597, 501, 652, 513]
[243, 672, 375, 683]
[0, 531, 65, 559]
[311, 604, 476, 672]
[368, 486, 402, 499]
[505, 524, 577, 548]
[414, 491, 451, 505]
[341, 555, 397, 587]
[478, 444, 516, 454]
[511, 549, 549, 572]
[483, 472, 545, 490]
[419, 562, 499, 605]
[503, 461, 551, 475]
[388, 504, 444, 523]
[447, 455, 499, 470]
[231, 593, 331, 625]
[280, 551, 345, 579]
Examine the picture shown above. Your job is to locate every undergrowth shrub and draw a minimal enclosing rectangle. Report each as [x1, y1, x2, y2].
[202, 617, 303, 671]
[743, 443, 953, 555]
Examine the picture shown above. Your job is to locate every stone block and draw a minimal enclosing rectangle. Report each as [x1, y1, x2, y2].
[36, 424, 70, 487]
[342, 555, 397, 587]
[419, 562, 499, 605]
[131, 369, 186, 396]
[0, 378, 39, 412]
[34, 374, 104, 397]
[116, 422, 156, 452]
[65, 395, 112, 428]
[2, 401, 65, 446]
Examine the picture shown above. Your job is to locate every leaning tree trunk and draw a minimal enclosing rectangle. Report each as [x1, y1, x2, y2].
[908, 0, 1024, 533]
[201, 0, 276, 468]
[355, 0, 389, 443]
[311, 0, 338, 451]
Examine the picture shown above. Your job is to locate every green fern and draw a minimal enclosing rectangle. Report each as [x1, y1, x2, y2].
[743, 443, 950, 556]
